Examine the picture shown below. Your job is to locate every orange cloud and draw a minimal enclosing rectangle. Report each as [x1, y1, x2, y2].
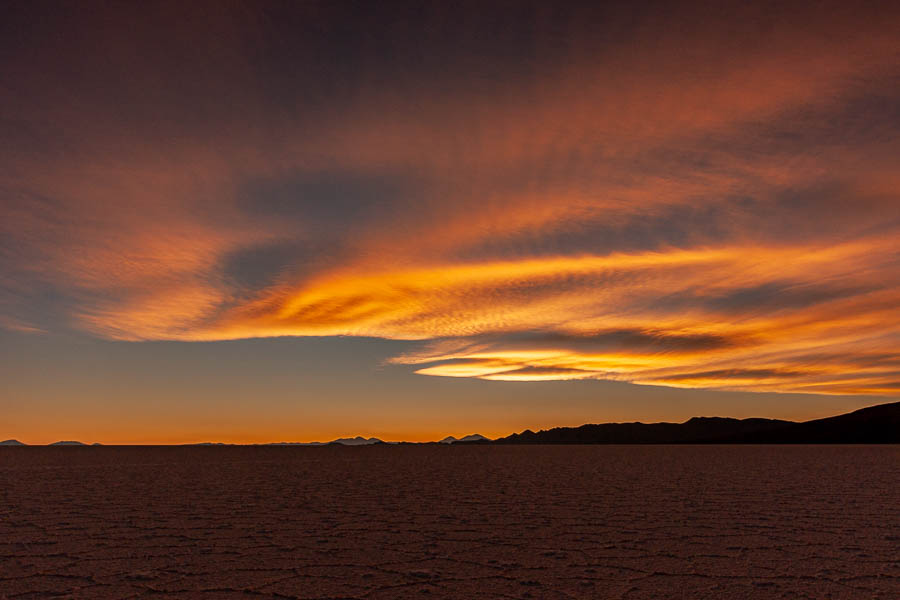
[78, 238, 889, 395]
[1, 1, 898, 401]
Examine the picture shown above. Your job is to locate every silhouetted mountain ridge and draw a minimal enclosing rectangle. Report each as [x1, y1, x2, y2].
[439, 434, 489, 444]
[492, 402, 900, 444]
[5, 404, 896, 446]
[266, 436, 384, 446]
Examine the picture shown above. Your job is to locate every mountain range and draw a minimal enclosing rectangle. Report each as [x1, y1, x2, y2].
[439, 434, 489, 444]
[268, 436, 385, 446]
[2, 403, 897, 445]
[488, 401, 900, 444]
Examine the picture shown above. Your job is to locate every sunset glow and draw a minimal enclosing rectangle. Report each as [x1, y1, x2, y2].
[61, 239, 900, 396]
[1, 1, 898, 443]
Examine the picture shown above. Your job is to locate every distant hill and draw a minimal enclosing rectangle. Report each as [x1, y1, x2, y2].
[493, 401, 900, 444]
[329, 436, 383, 446]
[724, 401, 900, 443]
[0, 439, 25, 446]
[440, 434, 490, 444]
[49, 441, 87, 446]
[268, 436, 384, 446]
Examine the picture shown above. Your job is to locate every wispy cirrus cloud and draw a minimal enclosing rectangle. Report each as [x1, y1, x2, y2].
[1, 1, 898, 397]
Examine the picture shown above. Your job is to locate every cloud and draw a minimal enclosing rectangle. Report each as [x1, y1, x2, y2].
[1, 1, 898, 395]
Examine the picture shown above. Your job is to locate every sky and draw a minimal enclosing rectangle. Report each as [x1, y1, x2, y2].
[1, 1, 899, 444]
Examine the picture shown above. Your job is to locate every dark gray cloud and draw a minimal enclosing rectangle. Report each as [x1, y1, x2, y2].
[643, 280, 881, 316]
[220, 240, 321, 297]
[237, 169, 419, 228]
[661, 369, 806, 381]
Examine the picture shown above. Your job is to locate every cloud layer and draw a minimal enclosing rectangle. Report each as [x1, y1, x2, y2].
[1, 1, 898, 397]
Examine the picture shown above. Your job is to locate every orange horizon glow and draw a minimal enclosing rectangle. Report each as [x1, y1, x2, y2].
[7, 400, 890, 447]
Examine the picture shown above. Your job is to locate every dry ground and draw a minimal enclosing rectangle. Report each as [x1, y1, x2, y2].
[1, 445, 898, 599]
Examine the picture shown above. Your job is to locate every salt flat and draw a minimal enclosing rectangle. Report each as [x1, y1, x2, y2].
[1, 445, 898, 599]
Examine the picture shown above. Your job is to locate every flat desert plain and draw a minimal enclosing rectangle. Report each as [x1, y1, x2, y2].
[1, 445, 898, 599]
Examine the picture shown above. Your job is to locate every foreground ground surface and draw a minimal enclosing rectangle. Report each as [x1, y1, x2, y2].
[1, 445, 898, 599]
